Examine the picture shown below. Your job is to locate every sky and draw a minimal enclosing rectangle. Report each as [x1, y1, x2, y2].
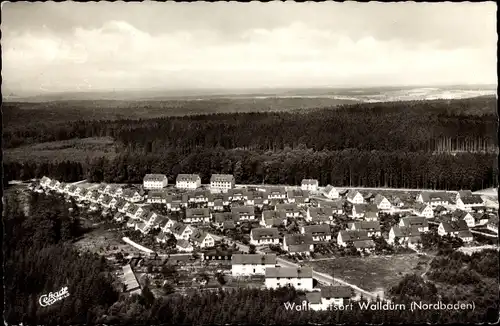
[2, 1, 497, 95]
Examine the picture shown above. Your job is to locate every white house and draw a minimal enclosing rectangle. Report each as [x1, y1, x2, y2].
[40, 176, 52, 188]
[250, 228, 281, 246]
[176, 239, 194, 252]
[306, 286, 354, 311]
[318, 201, 344, 215]
[170, 223, 194, 240]
[261, 211, 287, 228]
[275, 203, 300, 218]
[373, 194, 392, 211]
[231, 254, 277, 276]
[306, 207, 334, 224]
[348, 221, 382, 237]
[143, 174, 168, 189]
[337, 230, 372, 247]
[388, 225, 421, 245]
[176, 174, 201, 190]
[166, 194, 188, 211]
[301, 179, 319, 192]
[412, 203, 434, 219]
[455, 190, 473, 202]
[231, 206, 256, 222]
[147, 190, 168, 204]
[417, 192, 450, 208]
[452, 210, 475, 228]
[210, 174, 235, 193]
[190, 230, 215, 248]
[487, 216, 498, 233]
[456, 195, 484, 212]
[265, 267, 314, 292]
[351, 204, 379, 220]
[322, 185, 340, 200]
[438, 220, 473, 242]
[301, 225, 332, 242]
[346, 190, 364, 204]
[283, 234, 315, 254]
[267, 187, 287, 200]
[122, 189, 143, 203]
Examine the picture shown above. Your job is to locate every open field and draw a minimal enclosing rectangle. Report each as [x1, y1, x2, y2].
[308, 254, 434, 296]
[4, 137, 121, 163]
[4, 97, 358, 127]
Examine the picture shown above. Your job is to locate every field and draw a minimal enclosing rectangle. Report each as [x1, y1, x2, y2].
[4, 137, 121, 163]
[308, 254, 433, 296]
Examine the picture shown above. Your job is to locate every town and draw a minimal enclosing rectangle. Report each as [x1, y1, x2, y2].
[27, 172, 499, 309]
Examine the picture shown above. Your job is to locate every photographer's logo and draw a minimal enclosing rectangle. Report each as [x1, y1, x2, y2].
[39, 286, 70, 307]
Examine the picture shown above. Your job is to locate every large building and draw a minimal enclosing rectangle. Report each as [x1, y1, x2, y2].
[176, 174, 201, 190]
[265, 267, 314, 292]
[143, 174, 168, 189]
[301, 179, 319, 192]
[231, 254, 277, 276]
[417, 192, 450, 208]
[210, 174, 235, 193]
[250, 228, 281, 246]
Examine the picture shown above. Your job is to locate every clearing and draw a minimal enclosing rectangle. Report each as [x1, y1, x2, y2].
[308, 253, 433, 296]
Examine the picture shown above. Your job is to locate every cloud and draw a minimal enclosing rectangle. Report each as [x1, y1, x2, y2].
[2, 15, 497, 93]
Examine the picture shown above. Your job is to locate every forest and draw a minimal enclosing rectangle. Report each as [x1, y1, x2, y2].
[3, 95, 498, 190]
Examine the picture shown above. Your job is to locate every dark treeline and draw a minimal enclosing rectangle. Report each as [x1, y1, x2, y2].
[4, 96, 497, 151]
[5, 147, 497, 191]
[4, 190, 119, 324]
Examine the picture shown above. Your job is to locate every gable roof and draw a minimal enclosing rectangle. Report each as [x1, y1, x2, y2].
[457, 190, 473, 198]
[353, 203, 378, 214]
[251, 228, 280, 240]
[391, 225, 421, 237]
[171, 222, 189, 235]
[285, 234, 314, 245]
[339, 230, 370, 241]
[400, 216, 429, 228]
[265, 267, 313, 278]
[347, 190, 362, 200]
[176, 174, 201, 182]
[323, 185, 337, 194]
[353, 239, 375, 248]
[301, 179, 318, 186]
[232, 254, 277, 265]
[452, 210, 473, 220]
[305, 292, 322, 304]
[373, 194, 389, 206]
[276, 203, 300, 212]
[263, 210, 287, 220]
[308, 207, 334, 218]
[148, 190, 168, 199]
[302, 224, 331, 235]
[419, 191, 450, 203]
[214, 212, 233, 223]
[349, 221, 381, 232]
[459, 195, 483, 205]
[413, 203, 431, 213]
[231, 206, 255, 215]
[186, 208, 210, 218]
[441, 220, 469, 233]
[190, 229, 212, 243]
[322, 286, 354, 299]
[144, 174, 167, 182]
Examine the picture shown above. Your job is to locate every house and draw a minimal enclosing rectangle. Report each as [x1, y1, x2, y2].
[301, 225, 332, 242]
[399, 216, 429, 232]
[322, 185, 340, 199]
[438, 220, 473, 242]
[250, 228, 281, 246]
[109, 186, 123, 197]
[252, 192, 269, 207]
[125, 204, 141, 219]
[170, 222, 194, 240]
[434, 205, 448, 216]
[67, 185, 78, 196]
[211, 199, 225, 211]
[283, 234, 314, 254]
[223, 220, 236, 231]
[210, 174, 235, 193]
[96, 183, 107, 193]
[160, 217, 176, 233]
[143, 211, 159, 226]
[286, 189, 310, 205]
[77, 188, 89, 201]
[122, 189, 143, 203]
[456, 195, 484, 212]
[156, 232, 169, 244]
[267, 187, 287, 200]
[227, 188, 249, 202]
[472, 213, 490, 226]
[143, 174, 168, 189]
[57, 182, 67, 193]
[306, 286, 354, 310]
[392, 197, 405, 208]
[265, 267, 314, 292]
[48, 180, 60, 190]
[231, 254, 277, 276]
[231, 206, 256, 222]
[109, 197, 119, 209]
[275, 203, 301, 218]
[176, 239, 194, 252]
[346, 190, 364, 204]
[149, 214, 168, 229]
[89, 202, 99, 212]
[452, 210, 475, 228]
[348, 221, 382, 237]
[113, 212, 125, 222]
[306, 207, 334, 224]
[261, 210, 287, 228]
[318, 201, 344, 215]
[412, 203, 434, 219]
[190, 229, 215, 248]
[40, 176, 51, 188]
[185, 208, 211, 224]
[301, 179, 319, 192]
[337, 230, 374, 248]
[90, 191, 100, 203]
[388, 225, 421, 245]
[101, 195, 113, 208]
[373, 194, 392, 211]
[176, 174, 201, 190]
[188, 190, 210, 203]
[135, 221, 150, 234]
[352, 204, 379, 220]
[213, 212, 234, 229]
[166, 194, 188, 211]
[486, 216, 498, 233]
[455, 190, 473, 202]
[417, 192, 450, 208]
[116, 199, 130, 213]
[147, 190, 168, 204]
